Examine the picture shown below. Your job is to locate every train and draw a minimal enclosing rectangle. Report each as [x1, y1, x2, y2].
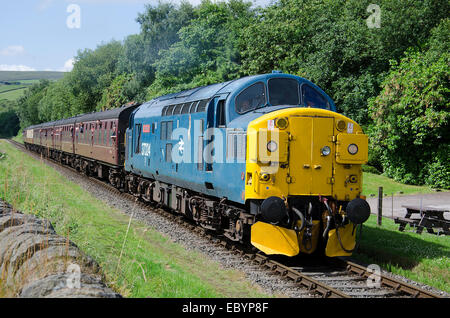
[23, 72, 371, 258]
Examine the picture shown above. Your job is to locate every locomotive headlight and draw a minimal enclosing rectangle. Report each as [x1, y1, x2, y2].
[337, 120, 346, 131]
[348, 144, 358, 155]
[321, 146, 331, 156]
[267, 140, 278, 152]
[275, 117, 289, 129]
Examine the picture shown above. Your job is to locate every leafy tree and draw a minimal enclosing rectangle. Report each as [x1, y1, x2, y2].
[148, 0, 253, 97]
[368, 19, 450, 188]
[98, 73, 136, 111]
[66, 40, 124, 115]
[240, 0, 449, 124]
[15, 80, 51, 128]
[117, 1, 196, 101]
[0, 100, 20, 137]
[37, 78, 76, 122]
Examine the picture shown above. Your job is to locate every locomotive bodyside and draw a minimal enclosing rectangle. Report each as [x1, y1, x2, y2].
[125, 73, 370, 257]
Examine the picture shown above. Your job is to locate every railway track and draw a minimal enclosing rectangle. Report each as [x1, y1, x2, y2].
[6, 139, 444, 299]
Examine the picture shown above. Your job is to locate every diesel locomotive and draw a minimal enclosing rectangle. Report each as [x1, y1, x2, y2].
[24, 72, 371, 257]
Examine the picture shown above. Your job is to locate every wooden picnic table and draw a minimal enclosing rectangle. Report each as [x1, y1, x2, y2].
[394, 205, 450, 235]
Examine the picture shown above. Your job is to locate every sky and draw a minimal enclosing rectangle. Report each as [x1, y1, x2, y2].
[0, 0, 270, 73]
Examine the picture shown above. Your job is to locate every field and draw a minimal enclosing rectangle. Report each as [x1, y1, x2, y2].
[0, 71, 65, 101]
[0, 71, 65, 82]
[0, 140, 267, 297]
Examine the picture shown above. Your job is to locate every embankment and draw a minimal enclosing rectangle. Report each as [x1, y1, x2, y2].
[0, 199, 121, 298]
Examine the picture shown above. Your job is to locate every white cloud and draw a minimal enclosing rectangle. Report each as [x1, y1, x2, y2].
[0, 45, 25, 57]
[0, 64, 36, 71]
[60, 58, 75, 72]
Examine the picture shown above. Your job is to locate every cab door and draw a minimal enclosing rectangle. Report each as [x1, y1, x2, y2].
[288, 116, 334, 196]
[205, 94, 228, 172]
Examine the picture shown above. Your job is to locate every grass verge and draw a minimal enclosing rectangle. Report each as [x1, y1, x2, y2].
[0, 140, 267, 298]
[353, 214, 450, 292]
[362, 172, 437, 197]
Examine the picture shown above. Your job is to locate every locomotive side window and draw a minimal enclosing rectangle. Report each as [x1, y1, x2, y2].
[301, 84, 329, 109]
[268, 78, 300, 106]
[196, 100, 208, 113]
[160, 121, 173, 140]
[165, 143, 172, 163]
[181, 103, 191, 114]
[236, 82, 266, 114]
[216, 100, 226, 127]
[135, 124, 142, 153]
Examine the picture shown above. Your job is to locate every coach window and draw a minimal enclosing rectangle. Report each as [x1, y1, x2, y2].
[235, 82, 266, 114]
[268, 78, 300, 106]
[301, 84, 329, 109]
[103, 123, 107, 145]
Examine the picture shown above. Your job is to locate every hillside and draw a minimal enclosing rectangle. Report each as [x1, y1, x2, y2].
[0, 71, 65, 82]
[0, 71, 65, 101]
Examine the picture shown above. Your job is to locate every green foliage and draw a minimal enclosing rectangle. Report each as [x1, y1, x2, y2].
[98, 73, 136, 111]
[67, 41, 124, 115]
[239, 0, 449, 124]
[368, 19, 450, 188]
[0, 100, 20, 138]
[148, 0, 253, 98]
[15, 80, 51, 128]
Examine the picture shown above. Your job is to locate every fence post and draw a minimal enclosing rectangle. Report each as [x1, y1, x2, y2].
[377, 187, 383, 226]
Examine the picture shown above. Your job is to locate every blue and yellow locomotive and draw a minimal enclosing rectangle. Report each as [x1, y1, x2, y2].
[124, 72, 371, 257]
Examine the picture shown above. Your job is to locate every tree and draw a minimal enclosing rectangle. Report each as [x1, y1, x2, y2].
[67, 40, 124, 115]
[368, 19, 450, 188]
[240, 0, 449, 124]
[0, 100, 20, 137]
[148, 0, 254, 97]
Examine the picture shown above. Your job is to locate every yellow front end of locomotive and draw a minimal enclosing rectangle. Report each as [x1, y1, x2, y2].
[246, 108, 368, 257]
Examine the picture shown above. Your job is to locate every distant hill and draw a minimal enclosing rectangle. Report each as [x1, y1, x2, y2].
[0, 71, 65, 82]
[0, 71, 66, 101]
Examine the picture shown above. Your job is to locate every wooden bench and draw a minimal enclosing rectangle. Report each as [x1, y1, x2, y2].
[394, 205, 450, 235]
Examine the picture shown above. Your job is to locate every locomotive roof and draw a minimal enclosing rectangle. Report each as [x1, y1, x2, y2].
[134, 73, 335, 117]
[137, 74, 262, 116]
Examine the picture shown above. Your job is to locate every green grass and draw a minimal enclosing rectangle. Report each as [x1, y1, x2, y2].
[0, 87, 28, 100]
[0, 140, 267, 298]
[353, 214, 450, 292]
[362, 172, 437, 197]
[0, 85, 27, 93]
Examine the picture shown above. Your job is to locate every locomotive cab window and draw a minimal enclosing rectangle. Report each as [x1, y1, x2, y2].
[135, 123, 142, 153]
[236, 82, 266, 114]
[268, 78, 300, 106]
[301, 84, 330, 109]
